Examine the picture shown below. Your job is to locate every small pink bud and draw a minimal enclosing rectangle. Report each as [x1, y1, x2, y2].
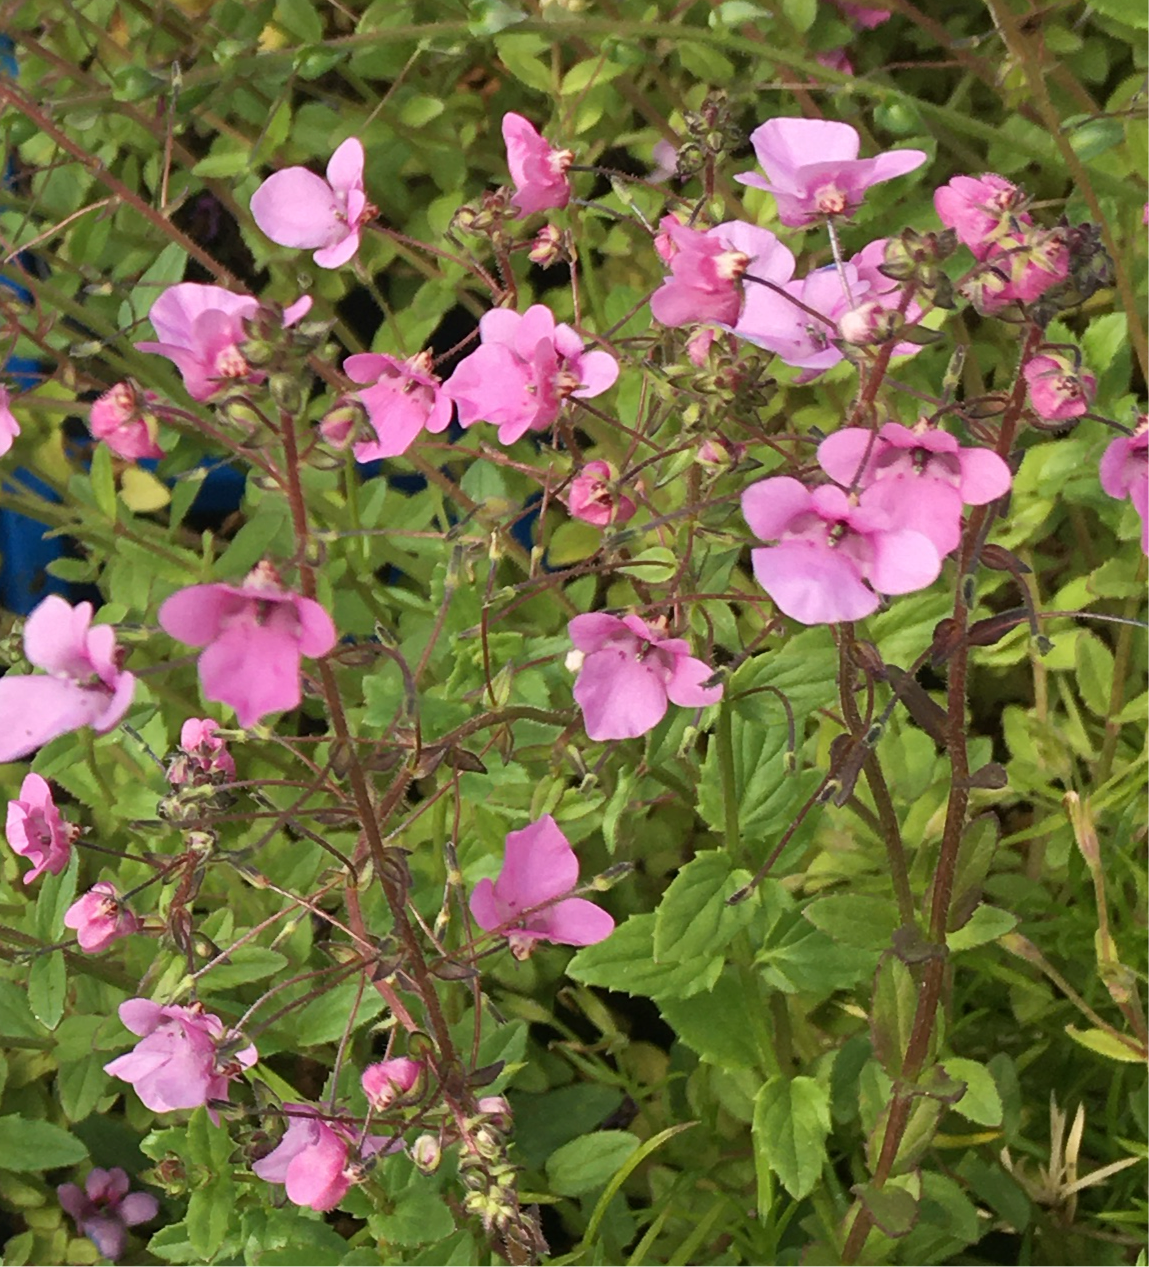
[528, 224, 565, 267]
[361, 1057, 423, 1111]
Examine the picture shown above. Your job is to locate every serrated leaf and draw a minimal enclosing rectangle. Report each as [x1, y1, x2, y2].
[871, 955, 917, 1075]
[373, 1174, 456, 1245]
[0, 1115, 88, 1170]
[946, 904, 1017, 952]
[121, 467, 171, 513]
[752, 1076, 830, 1200]
[941, 1058, 1003, 1126]
[659, 969, 763, 1070]
[0, 980, 46, 1041]
[186, 1179, 234, 1260]
[195, 946, 288, 992]
[1064, 1025, 1147, 1063]
[803, 894, 901, 951]
[28, 951, 67, 1030]
[653, 851, 756, 964]
[567, 914, 722, 1000]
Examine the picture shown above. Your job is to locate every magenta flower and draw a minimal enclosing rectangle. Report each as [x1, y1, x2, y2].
[169, 718, 237, 787]
[89, 381, 164, 460]
[250, 138, 372, 269]
[1099, 424, 1149, 555]
[962, 228, 1069, 314]
[136, 283, 312, 402]
[565, 461, 637, 527]
[158, 563, 337, 729]
[444, 305, 618, 445]
[0, 385, 22, 457]
[934, 173, 1028, 260]
[5, 773, 76, 885]
[833, 0, 891, 26]
[736, 263, 857, 377]
[1023, 353, 1097, 422]
[817, 422, 1013, 555]
[64, 883, 140, 953]
[651, 218, 794, 329]
[568, 612, 723, 741]
[0, 596, 136, 764]
[361, 1057, 422, 1111]
[502, 113, 573, 216]
[469, 815, 614, 959]
[58, 1168, 158, 1262]
[735, 118, 926, 227]
[741, 476, 942, 625]
[253, 1104, 390, 1212]
[104, 998, 257, 1114]
[343, 350, 453, 460]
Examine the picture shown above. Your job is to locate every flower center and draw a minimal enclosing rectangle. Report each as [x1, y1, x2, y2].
[213, 344, 250, 379]
[715, 249, 750, 282]
[815, 184, 848, 216]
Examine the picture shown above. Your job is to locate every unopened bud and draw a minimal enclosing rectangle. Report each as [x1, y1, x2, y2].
[269, 373, 304, 415]
[320, 398, 368, 449]
[528, 224, 564, 267]
[411, 1134, 441, 1173]
[476, 1096, 513, 1131]
[838, 301, 903, 347]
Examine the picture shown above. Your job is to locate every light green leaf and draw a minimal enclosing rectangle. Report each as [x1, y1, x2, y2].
[546, 1130, 639, 1196]
[942, 1058, 1003, 1126]
[653, 851, 756, 964]
[0, 1115, 88, 1170]
[752, 1076, 830, 1200]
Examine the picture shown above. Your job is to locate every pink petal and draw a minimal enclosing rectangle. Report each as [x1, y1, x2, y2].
[119, 998, 164, 1035]
[326, 138, 364, 193]
[542, 897, 615, 946]
[751, 541, 879, 624]
[0, 676, 114, 762]
[293, 597, 337, 658]
[477, 308, 523, 349]
[817, 429, 880, 488]
[664, 655, 724, 708]
[146, 285, 256, 347]
[861, 477, 963, 556]
[568, 612, 629, 654]
[574, 647, 668, 740]
[158, 585, 229, 647]
[512, 306, 558, 361]
[250, 169, 343, 249]
[283, 296, 313, 326]
[866, 527, 942, 594]
[469, 877, 500, 932]
[957, 446, 1012, 504]
[197, 620, 303, 728]
[496, 815, 579, 912]
[571, 349, 619, 398]
[313, 229, 360, 270]
[741, 476, 814, 542]
[866, 149, 929, 186]
[23, 596, 94, 678]
[750, 118, 861, 180]
[118, 1192, 160, 1227]
[284, 1129, 350, 1211]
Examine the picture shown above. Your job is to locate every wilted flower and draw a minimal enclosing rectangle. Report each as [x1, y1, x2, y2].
[5, 773, 77, 885]
[567, 612, 723, 741]
[250, 138, 372, 269]
[469, 815, 615, 958]
[564, 461, 637, 527]
[0, 596, 136, 763]
[343, 350, 452, 460]
[104, 998, 257, 1114]
[89, 381, 164, 460]
[58, 1168, 158, 1262]
[168, 718, 236, 787]
[64, 883, 140, 953]
[158, 562, 337, 729]
[502, 113, 573, 216]
[1023, 352, 1097, 422]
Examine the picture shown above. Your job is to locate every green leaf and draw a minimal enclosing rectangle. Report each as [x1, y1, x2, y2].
[468, 0, 526, 36]
[35, 853, 79, 941]
[871, 955, 918, 1075]
[28, 951, 67, 1031]
[57, 1049, 110, 1123]
[855, 1176, 920, 1237]
[372, 1173, 455, 1246]
[186, 1179, 235, 1261]
[1087, 0, 1147, 29]
[0, 1115, 88, 1170]
[290, 979, 387, 1047]
[580, 1123, 696, 1248]
[546, 1130, 639, 1197]
[941, 1058, 1003, 1126]
[118, 242, 188, 329]
[803, 894, 901, 951]
[567, 914, 722, 1001]
[653, 851, 756, 964]
[946, 904, 1017, 952]
[90, 443, 117, 521]
[275, 0, 323, 41]
[214, 502, 290, 578]
[1075, 632, 1115, 716]
[494, 33, 553, 92]
[659, 969, 764, 1070]
[195, 947, 288, 993]
[752, 1076, 830, 1200]
[1064, 1025, 1147, 1063]
[399, 95, 446, 129]
[0, 980, 46, 1042]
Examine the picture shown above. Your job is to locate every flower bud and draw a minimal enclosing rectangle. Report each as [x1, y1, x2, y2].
[838, 301, 904, 346]
[319, 399, 368, 450]
[268, 373, 304, 415]
[411, 1134, 441, 1174]
[528, 224, 565, 267]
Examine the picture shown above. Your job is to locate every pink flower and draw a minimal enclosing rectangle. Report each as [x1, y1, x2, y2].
[89, 381, 164, 460]
[361, 1058, 422, 1111]
[0, 385, 22, 457]
[502, 113, 573, 216]
[568, 612, 723, 741]
[833, 0, 891, 26]
[104, 998, 257, 1114]
[963, 228, 1070, 314]
[565, 461, 637, 527]
[469, 815, 614, 959]
[934, 174, 1028, 259]
[64, 882, 140, 953]
[650, 139, 679, 182]
[1023, 353, 1096, 422]
[1099, 423, 1149, 555]
[158, 563, 337, 729]
[5, 773, 76, 885]
[849, 238, 925, 353]
[817, 422, 1012, 556]
[741, 476, 942, 624]
[816, 48, 855, 75]
[136, 283, 313, 402]
[651, 219, 794, 329]
[343, 350, 453, 460]
[735, 118, 926, 227]
[0, 596, 136, 763]
[169, 718, 236, 786]
[250, 138, 372, 269]
[58, 1168, 158, 1262]
[253, 1105, 390, 1212]
[444, 305, 618, 445]
[736, 263, 858, 377]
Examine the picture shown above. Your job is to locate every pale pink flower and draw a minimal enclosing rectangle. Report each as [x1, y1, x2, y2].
[568, 613, 723, 741]
[361, 1058, 422, 1111]
[343, 350, 452, 461]
[735, 118, 926, 227]
[650, 219, 794, 329]
[5, 773, 76, 885]
[469, 815, 614, 959]
[934, 173, 1028, 259]
[253, 1104, 391, 1212]
[817, 423, 1013, 556]
[0, 596, 136, 763]
[1099, 423, 1149, 555]
[444, 305, 618, 445]
[250, 138, 371, 269]
[58, 1168, 158, 1262]
[502, 113, 573, 216]
[741, 476, 942, 624]
[816, 48, 855, 75]
[168, 718, 237, 786]
[565, 461, 636, 527]
[89, 381, 164, 460]
[0, 385, 22, 457]
[158, 563, 337, 729]
[64, 883, 140, 953]
[136, 283, 312, 402]
[1023, 353, 1096, 422]
[735, 263, 860, 377]
[649, 139, 679, 182]
[104, 998, 257, 1114]
[849, 238, 925, 355]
